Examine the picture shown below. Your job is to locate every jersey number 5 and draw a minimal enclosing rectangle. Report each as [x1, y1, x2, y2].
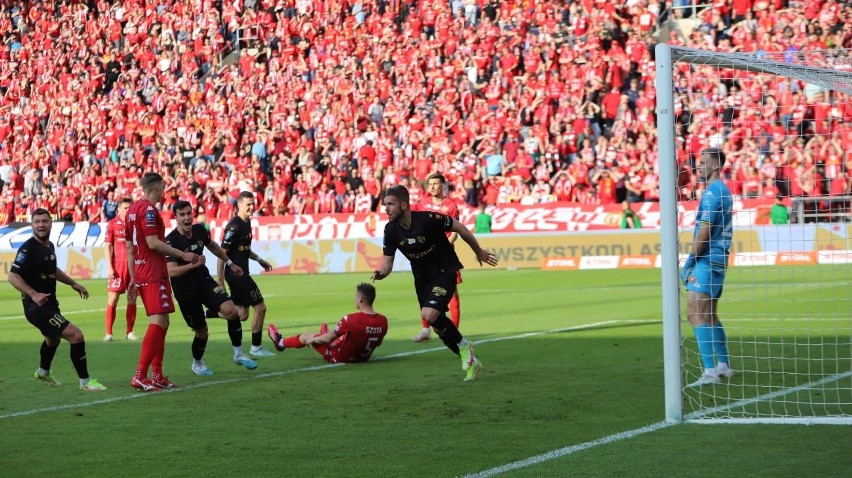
[363, 337, 380, 355]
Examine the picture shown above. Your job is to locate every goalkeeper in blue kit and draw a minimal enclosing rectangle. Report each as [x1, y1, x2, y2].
[680, 148, 735, 387]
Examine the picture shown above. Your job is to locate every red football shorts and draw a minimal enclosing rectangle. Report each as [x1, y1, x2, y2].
[107, 264, 132, 293]
[311, 343, 348, 364]
[138, 280, 176, 316]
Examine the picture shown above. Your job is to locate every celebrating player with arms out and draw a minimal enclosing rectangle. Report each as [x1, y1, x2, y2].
[372, 185, 498, 381]
[412, 173, 462, 343]
[680, 148, 735, 387]
[267, 283, 388, 363]
[9, 208, 107, 391]
[218, 191, 276, 358]
[165, 201, 258, 376]
[103, 197, 138, 342]
[126, 173, 202, 391]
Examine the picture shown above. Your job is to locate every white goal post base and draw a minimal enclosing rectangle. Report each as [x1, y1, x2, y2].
[688, 418, 852, 425]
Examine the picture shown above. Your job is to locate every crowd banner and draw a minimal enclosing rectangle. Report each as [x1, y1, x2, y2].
[0, 224, 848, 281]
[0, 199, 778, 250]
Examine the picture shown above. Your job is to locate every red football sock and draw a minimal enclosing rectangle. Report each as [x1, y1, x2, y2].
[151, 324, 168, 377]
[421, 318, 430, 329]
[105, 305, 116, 335]
[284, 335, 305, 349]
[126, 304, 137, 334]
[136, 324, 163, 377]
[449, 293, 461, 328]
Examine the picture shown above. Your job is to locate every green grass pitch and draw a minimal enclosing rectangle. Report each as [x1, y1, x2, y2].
[1, 268, 849, 477]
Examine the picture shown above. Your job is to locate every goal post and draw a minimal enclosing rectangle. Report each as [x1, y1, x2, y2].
[656, 44, 852, 425]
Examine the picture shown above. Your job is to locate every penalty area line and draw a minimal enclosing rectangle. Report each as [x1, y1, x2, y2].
[0, 319, 656, 421]
[459, 421, 674, 478]
[461, 358, 852, 477]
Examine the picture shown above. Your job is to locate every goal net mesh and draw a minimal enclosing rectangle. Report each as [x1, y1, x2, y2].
[667, 46, 852, 423]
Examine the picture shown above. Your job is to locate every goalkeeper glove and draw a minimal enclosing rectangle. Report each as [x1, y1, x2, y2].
[680, 255, 696, 286]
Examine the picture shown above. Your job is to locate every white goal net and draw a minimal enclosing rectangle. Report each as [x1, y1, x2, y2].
[657, 45, 852, 424]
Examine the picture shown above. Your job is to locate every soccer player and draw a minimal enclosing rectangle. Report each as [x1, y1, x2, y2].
[680, 148, 735, 387]
[412, 173, 462, 342]
[126, 173, 202, 391]
[8, 208, 107, 391]
[218, 191, 276, 358]
[165, 200, 258, 375]
[372, 185, 498, 381]
[266, 283, 388, 363]
[103, 197, 138, 342]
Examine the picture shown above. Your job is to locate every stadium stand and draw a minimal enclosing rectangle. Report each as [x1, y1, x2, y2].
[0, 0, 849, 225]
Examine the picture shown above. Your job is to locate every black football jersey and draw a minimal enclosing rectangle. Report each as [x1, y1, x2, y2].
[165, 224, 212, 289]
[221, 216, 253, 274]
[10, 237, 59, 310]
[382, 211, 463, 280]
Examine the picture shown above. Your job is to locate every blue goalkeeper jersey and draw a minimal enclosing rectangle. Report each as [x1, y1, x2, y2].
[695, 179, 733, 266]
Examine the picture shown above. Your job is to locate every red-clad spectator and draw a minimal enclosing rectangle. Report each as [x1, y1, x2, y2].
[0, 0, 845, 226]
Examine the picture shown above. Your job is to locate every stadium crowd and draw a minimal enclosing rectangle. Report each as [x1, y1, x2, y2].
[0, 0, 850, 226]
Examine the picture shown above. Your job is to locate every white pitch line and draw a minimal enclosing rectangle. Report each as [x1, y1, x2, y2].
[0, 293, 282, 321]
[460, 421, 674, 478]
[684, 369, 852, 422]
[0, 319, 657, 421]
[461, 365, 852, 477]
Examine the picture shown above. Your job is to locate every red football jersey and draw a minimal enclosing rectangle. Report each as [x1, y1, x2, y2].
[125, 199, 168, 283]
[105, 216, 128, 266]
[329, 312, 389, 363]
[416, 196, 459, 220]
[416, 196, 459, 238]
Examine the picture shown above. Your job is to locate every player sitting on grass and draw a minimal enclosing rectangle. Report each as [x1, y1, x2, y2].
[267, 283, 387, 364]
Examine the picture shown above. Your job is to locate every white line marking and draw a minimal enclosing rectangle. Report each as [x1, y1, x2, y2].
[0, 307, 110, 321]
[684, 369, 852, 422]
[0, 319, 657, 421]
[461, 367, 852, 477]
[460, 421, 674, 478]
[0, 293, 282, 321]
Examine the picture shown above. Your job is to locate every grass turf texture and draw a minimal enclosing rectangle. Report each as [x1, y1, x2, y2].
[0, 268, 849, 477]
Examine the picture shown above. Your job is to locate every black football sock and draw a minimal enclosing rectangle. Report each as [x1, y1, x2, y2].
[227, 319, 243, 347]
[192, 336, 208, 361]
[251, 332, 262, 348]
[40, 340, 59, 371]
[69, 341, 89, 379]
[433, 314, 462, 355]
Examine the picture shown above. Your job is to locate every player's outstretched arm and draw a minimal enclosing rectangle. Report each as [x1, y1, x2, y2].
[451, 219, 498, 267]
[208, 240, 243, 276]
[371, 255, 395, 282]
[305, 330, 337, 345]
[249, 250, 273, 272]
[8, 272, 48, 305]
[104, 241, 116, 280]
[146, 235, 202, 266]
[55, 268, 89, 299]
